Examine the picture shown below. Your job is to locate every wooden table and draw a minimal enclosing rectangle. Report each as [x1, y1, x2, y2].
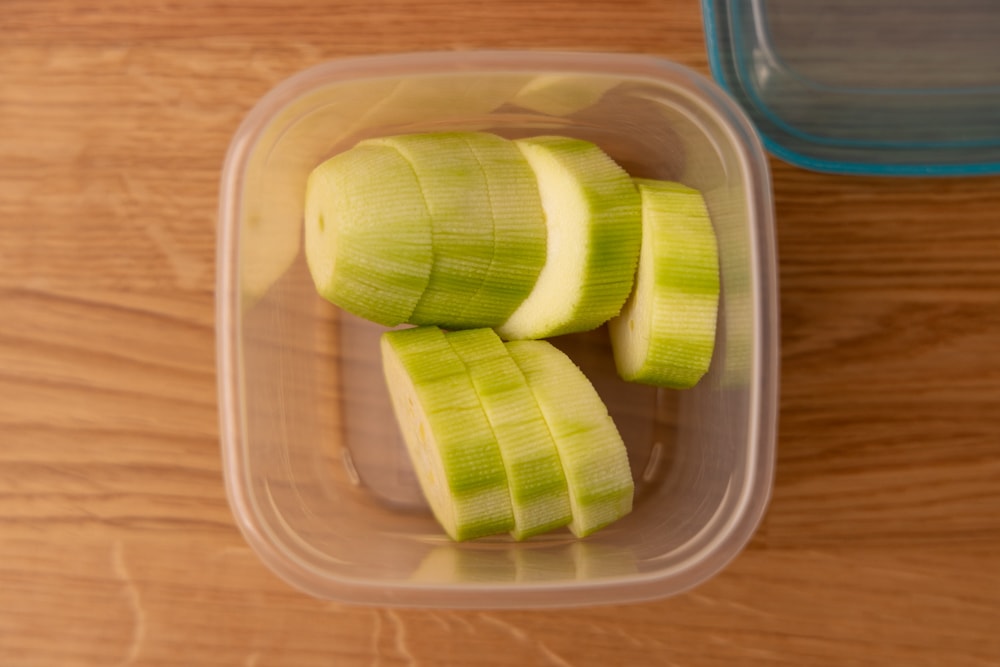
[3, 1, 999, 664]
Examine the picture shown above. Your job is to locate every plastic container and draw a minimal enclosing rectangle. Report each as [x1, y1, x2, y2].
[702, 0, 1000, 175]
[216, 50, 779, 608]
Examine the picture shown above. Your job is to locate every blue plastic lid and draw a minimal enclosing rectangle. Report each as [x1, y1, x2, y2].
[702, 0, 1000, 175]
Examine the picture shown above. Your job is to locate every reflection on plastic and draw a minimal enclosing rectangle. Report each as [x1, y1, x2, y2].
[510, 75, 620, 117]
[410, 541, 638, 585]
[347, 74, 528, 137]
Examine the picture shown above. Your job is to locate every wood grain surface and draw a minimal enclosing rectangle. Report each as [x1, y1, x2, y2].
[2, 1, 999, 665]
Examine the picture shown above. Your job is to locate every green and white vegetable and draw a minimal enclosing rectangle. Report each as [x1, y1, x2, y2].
[446, 328, 572, 540]
[381, 326, 514, 541]
[506, 340, 634, 537]
[304, 143, 433, 326]
[609, 179, 720, 388]
[496, 135, 642, 340]
[306, 131, 721, 542]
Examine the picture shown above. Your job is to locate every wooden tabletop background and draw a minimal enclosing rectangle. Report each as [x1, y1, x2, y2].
[3, 1, 999, 665]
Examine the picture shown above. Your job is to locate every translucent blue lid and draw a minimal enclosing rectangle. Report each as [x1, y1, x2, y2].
[702, 0, 1000, 175]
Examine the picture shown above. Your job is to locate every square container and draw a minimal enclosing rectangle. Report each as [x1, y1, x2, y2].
[216, 50, 779, 608]
[703, 0, 1000, 175]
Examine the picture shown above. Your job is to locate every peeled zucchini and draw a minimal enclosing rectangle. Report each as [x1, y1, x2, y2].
[304, 143, 433, 326]
[445, 328, 571, 540]
[506, 340, 634, 537]
[496, 135, 641, 340]
[608, 179, 720, 388]
[381, 326, 514, 541]
[311, 133, 724, 544]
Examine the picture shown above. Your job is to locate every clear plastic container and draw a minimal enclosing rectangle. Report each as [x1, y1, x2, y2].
[703, 0, 1000, 175]
[216, 50, 779, 608]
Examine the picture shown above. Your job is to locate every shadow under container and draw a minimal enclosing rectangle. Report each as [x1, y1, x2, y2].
[217, 50, 779, 608]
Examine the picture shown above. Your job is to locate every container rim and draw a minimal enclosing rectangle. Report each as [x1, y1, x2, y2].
[215, 49, 779, 608]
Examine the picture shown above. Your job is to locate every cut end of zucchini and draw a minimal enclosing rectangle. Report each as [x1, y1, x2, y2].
[609, 179, 720, 389]
[496, 136, 641, 340]
[304, 144, 433, 326]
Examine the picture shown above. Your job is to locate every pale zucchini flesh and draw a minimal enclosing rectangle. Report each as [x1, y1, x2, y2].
[496, 135, 641, 340]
